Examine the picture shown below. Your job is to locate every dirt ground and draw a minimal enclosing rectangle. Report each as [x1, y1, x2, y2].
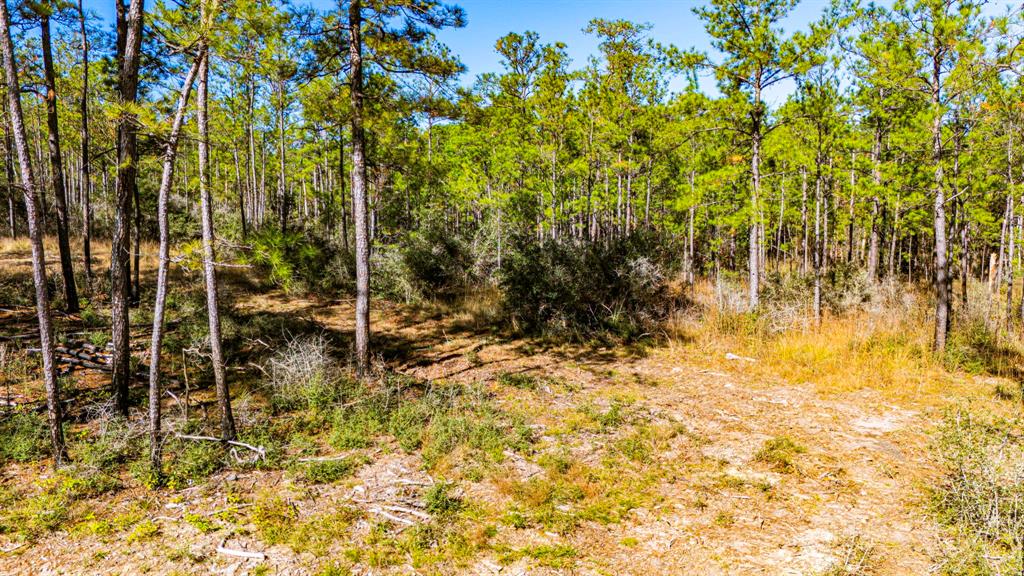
[0, 242, 991, 575]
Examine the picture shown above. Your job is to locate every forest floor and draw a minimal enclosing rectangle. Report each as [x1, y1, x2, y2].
[0, 237, 1017, 575]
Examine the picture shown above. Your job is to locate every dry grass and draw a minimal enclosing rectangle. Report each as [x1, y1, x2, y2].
[666, 279, 1022, 406]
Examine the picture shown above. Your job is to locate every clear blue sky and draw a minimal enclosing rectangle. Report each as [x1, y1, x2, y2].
[85, 0, 838, 100]
[433, 0, 831, 96]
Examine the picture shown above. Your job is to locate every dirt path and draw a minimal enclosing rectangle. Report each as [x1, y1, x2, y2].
[254, 291, 946, 574]
[2, 289, 952, 575]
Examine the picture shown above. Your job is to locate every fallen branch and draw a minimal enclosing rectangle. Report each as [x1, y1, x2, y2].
[216, 539, 265, 561]
[368, 507, 415, 526]
[176, 434, 266, 460]
[382, 504, 430, 520]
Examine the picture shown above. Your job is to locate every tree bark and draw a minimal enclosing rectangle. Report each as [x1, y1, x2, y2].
[78, 0, 92, 291]
[148, 52, 201, 479]
[349, 0, 370, 375]
[111, 0, 144, 416]
[197, 44, 235, 440]
[40, 8, 79, 312]
[930, 62, 949, 350]
[0, 0, 67, 465]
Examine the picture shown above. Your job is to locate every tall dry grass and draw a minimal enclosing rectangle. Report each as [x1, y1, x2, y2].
[666, 276, 1024, 404]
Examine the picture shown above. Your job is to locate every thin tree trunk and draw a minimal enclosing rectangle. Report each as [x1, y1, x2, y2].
[0, 0, 67, 465]
[277, 79, 288, 232]
[197, 44, 235, 440]
[78, 0, 92, 291]
[349, 0, 370, 375]
[148, 53, 201, 479]
[40, 9, 79, 312]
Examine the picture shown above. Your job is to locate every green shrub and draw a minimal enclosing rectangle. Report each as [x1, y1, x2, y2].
[501, 231, 683, 339]
[247, 229, 353, 294]
[0, 411, 49, 463]
[401, 222, 476, 301]
[166, 439, 225, 489]
[424, 482, 463, 517]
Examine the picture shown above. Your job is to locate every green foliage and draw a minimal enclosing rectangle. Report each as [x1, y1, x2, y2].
[400, 221, 477, 301]
[424, 482, 463, 517]
[754, 436, 807, 473]
[0, 411, 49, 463]
[247, 229, 352, 294]
[501, 232, 684, 339]
[296, 456, 367, 484]
[328, 378, 534, 471]
[165, 439, 226, 489]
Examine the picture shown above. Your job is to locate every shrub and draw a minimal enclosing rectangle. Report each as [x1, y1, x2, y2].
[933, 408, 1024, 573]
[247, 229, 353, 294]
[401, 223, 476, 301]
[165, 439, 225, 489]
[424, 482, 463, 517]
[265, 334, 348, 411]
[0, 411, 49, 463]
[500, 232, 683, 339]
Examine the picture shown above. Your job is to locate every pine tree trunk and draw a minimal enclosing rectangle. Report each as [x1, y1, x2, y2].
[148, 53, 201, 479]
[197, 45, 235, 440]
[40, 10, 79, 313]
[111, 0, 144, 416]
[349, 0, 370, 375]
[277, 80, 288, 232]
[78, 0, 92, 291]
[0, 0, 67, 465]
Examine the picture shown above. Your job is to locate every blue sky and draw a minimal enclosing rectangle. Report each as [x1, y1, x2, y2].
[85, 0, 837, 101]
[432, 0, 831, 96]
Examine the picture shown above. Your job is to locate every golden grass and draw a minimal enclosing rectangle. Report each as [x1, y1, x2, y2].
[665, 279, 1021, 408]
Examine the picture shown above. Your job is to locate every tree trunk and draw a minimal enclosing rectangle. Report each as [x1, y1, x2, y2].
[197, 45, 235, 440]
[813, 173, 822, 327]
[0, 0, 67, 465]
[111, 0, 144, 416]
[40, 9, 79, 313]
[78, 0, 92, 291]
[800, 167, 808, 275]
[148, 53, 201, 479]
[277, 80, 288, 232]
[349, 0, 370, 375]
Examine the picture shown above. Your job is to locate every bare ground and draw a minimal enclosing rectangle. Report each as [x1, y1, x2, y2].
[0, 251, 987, 575]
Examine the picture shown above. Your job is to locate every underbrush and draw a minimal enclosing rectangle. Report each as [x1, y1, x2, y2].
[932, 408, 1024, 575]
[500, 232, 685, 340]
[670, 278, 1024, 400]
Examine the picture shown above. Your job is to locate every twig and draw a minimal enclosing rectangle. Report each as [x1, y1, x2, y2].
[382, 505, 430, 520]
[368, 507, 415, 526]
[215, 539, 265, 561]
[175, 434, 266, 460]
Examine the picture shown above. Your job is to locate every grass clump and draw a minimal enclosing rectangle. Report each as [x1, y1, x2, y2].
[498, 544, 577, 569]
[296, 456, 367, 484]
[754, 435, 806, 473]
